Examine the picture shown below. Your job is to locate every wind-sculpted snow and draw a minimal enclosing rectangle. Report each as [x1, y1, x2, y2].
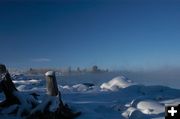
[0, 74, 180, 119]
[100, 76, 136, 91]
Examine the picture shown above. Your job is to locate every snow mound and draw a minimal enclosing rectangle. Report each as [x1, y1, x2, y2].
[72, 84, 89, 92]
[136, 100, 164, 115]
[59, 83, 99, 93]
[100, 76, 136, 91]
[121, 100, 164, 119]
[12, 78, 45, 92]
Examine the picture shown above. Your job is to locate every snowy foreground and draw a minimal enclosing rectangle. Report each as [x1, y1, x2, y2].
[0, 73, 180, 119]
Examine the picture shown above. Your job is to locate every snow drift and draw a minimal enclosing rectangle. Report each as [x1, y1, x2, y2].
[1, 74, 180, 119]
[100, 76, 136, 91]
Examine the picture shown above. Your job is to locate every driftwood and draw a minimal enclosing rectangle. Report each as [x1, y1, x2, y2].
[0, 64, 81, 119]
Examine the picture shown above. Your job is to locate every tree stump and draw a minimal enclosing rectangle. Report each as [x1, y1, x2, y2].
[45, 71, 64, 110]
[45, 71, 59, 96]
[0, 64, 19, 107]
[0, 64, 38, 116]
[28, 71, 81, 119]
[43, 71, 81, 119]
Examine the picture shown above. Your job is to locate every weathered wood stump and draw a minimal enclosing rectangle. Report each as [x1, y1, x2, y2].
[0, 64, 19, 107]
[0, 64, 38, 117]
[45, 71, 64, 110]
[28, 71, 81, 119]
[45, 71, 63, 113]
[45, 71, 59, 96]
[32, 71, 81, 119]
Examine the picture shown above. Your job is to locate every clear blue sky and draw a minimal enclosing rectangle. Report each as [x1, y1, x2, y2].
[0, 0, 180, 70]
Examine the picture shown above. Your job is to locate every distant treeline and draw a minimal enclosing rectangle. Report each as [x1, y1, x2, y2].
[25, 65, 109, 75]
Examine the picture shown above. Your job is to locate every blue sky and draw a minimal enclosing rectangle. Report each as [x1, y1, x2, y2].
[0, 0, 180, 70]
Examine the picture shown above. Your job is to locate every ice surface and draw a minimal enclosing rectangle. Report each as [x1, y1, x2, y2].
[0, 73, 180, 119]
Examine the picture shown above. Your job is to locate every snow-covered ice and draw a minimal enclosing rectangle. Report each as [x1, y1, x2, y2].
[0, 73, 180, 119]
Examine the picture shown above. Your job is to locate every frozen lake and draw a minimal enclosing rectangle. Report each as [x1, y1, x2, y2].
[27, 71, 180, 89]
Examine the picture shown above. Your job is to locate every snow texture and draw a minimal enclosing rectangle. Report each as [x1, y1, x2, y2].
[0, 73, 180, 119]
[45, 71, 55, 77]
[100, 76, 136, 91]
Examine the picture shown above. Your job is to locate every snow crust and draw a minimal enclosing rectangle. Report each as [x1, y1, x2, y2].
[0, 73, 180, 119]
